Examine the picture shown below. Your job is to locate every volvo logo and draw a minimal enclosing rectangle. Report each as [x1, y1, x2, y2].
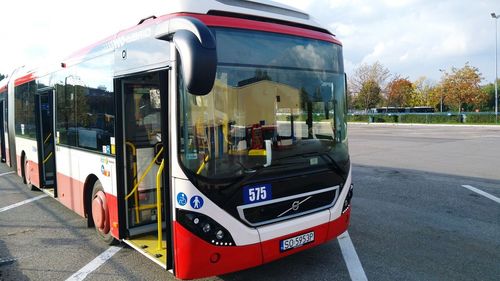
[277, 196, 312, 218]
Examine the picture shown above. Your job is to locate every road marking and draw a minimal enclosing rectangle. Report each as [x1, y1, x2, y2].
[65, 246, 122, 281]
[0, 257, 18, 266]
[338, 231, 368, 281]
[462, 185, 500, 204]
[0, 194, 48, 213]
[0, 171, 15, 177]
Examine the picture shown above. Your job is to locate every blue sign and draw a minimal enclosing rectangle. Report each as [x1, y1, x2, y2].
[190, 195, 204, 209]
[177, 192, 188, 206]
[243, 184, 272, 204]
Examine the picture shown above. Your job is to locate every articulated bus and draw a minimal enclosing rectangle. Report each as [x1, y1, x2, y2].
[0, 0, 353, 278]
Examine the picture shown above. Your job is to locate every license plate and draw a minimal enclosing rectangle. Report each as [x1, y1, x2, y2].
[280, 231, 315, 252]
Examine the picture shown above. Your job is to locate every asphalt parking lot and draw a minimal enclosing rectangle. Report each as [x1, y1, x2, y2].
[1, 123, 499, 281]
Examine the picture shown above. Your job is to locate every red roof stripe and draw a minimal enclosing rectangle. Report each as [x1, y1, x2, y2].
[14, 73, 36, 87]
[185, 13, 341, 45]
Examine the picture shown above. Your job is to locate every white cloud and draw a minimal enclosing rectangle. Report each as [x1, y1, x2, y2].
[0, 0, 167, 76]
[276, 0, 500, 83]
[2, 0, 500, 84]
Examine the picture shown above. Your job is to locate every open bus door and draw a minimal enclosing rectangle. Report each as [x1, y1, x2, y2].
[116, 70, 173, 269]
[35, 87, 56, 195]
[0, 99, 6, 163]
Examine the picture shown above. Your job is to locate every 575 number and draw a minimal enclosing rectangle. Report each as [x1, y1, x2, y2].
[249, 186, 267, 202]
[244, 184, 272, 204]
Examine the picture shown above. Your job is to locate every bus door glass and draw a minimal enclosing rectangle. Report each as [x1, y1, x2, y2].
[35, 88, 56, 190]
[121, 72, 165, 230]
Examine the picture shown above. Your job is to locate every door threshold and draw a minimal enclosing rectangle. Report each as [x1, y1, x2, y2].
[40, 187, 55, 197]
[123, 234, 167, 269]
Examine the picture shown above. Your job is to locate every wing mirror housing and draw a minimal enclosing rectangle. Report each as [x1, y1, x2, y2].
[156, 16, 217, 95]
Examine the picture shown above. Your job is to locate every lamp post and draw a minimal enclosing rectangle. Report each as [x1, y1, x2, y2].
[492, 12, 499, 123]
[439, 68, 445, 112]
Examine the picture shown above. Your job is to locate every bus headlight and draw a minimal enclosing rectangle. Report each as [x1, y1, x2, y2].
[342, 184, 354, 213]
[202, 223, 211, 233]
[215, 230, 224, 240]
[177, 209, 235, 246]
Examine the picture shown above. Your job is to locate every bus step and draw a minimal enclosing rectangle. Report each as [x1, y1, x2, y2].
[41, 188, 55, 197]
[123, 234, 167, 268]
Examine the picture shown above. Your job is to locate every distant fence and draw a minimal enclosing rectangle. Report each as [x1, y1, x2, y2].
[348, 112, 499, 124]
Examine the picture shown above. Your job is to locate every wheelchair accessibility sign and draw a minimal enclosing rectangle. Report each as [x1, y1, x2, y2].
[177, 192, 188, 206]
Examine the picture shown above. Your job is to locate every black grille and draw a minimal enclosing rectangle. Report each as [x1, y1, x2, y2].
[238, 188, 338, 226]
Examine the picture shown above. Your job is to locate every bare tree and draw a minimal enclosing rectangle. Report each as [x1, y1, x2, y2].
[348, 61, 391, 94]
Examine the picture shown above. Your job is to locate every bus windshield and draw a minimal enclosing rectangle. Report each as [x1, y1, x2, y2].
[179, 27, 348, 180]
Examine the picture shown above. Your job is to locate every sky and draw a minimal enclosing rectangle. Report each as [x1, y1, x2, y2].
[0, 0, 499, 85]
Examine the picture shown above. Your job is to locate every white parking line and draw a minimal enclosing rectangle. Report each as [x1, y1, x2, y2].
[65, 246, 122, 281]
[338, 231, 368, 281]
[0, 171, 15, 177]
[462, 185, 500, 204]
[0, 194, 48, 213]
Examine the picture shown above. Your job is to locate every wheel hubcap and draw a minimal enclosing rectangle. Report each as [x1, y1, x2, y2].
[92, 191, 110, 234]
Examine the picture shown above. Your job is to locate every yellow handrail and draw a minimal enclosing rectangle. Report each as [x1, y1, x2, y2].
[196, 154, 209, 175]
[125, 147, 164, 200]
[44, 133, 52, 144]
[156, 159, 165, 250]
[125, 142, 139, 224]
[43, 152, 53, 164]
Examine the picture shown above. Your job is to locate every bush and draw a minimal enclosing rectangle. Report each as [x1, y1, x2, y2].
[347, 113, 499, 124]
[347, 115, 370, 122]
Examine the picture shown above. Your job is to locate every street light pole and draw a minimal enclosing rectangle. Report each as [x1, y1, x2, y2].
[492, 13, 499, 123]
[439, 68, 445, 113]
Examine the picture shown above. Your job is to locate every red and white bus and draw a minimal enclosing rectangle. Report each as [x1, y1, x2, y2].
[0, 0, 353, 279]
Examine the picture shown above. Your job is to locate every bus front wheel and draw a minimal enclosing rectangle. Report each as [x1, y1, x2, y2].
[91, 181, 116, 245]
[22, 155, 35, 191]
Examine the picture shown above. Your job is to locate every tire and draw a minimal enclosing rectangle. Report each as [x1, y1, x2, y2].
[22, 155, 36, 191]
[21, 154, 27, 184]
[90, 181, 116, 245]
[24, 160, 37, 190]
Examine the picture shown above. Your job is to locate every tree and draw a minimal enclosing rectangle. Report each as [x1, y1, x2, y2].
[439, 63, 487, 112]
[413, 76, 434, 106]
[428, 85, 446, 112]
[349, 61, 391, 94]
[481, 80, 499, 111]
[386, 77, 413, 107]
[353, 80, 382, 111]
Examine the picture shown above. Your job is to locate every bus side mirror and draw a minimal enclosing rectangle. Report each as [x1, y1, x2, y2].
[156, 16, 217, 96]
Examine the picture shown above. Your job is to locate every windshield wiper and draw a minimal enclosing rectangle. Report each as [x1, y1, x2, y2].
[234, 160, 265, 174]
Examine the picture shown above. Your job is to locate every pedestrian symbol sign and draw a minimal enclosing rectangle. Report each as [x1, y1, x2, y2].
[190, 196, 204, 209]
